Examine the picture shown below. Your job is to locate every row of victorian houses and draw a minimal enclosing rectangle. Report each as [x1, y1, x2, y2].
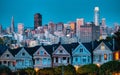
[0, 40, 120, 71]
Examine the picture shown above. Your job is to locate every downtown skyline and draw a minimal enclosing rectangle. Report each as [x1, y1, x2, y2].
[0, 0, 120, 29]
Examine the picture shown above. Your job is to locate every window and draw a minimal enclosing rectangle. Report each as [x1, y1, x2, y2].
[3, 61, 6, 64]
[56, 57, 58, 63]
[115, 52, 119, 60]
[83, 56, 86, 63]
[83, 59, 86, 63]
[60, 50, 63, 53]
[75, 57, 78, 62]
[101, 43, 105, 50]
[6, 54, 9, 57]
[104, 54, 107, 60]
[63, 57, 66, 60]
[67, 58, 69, 63]
[22, 52, 25, 56]
[40, 50, 44, 55]
[80, 48, 83, 52]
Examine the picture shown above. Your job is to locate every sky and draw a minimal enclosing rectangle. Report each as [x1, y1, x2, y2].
[0, 0, 120, 29]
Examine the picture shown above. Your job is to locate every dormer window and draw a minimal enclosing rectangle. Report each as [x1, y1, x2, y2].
[22, 52, 25, 56]
[101, 43, 105, 50]
[6, 54, 9, 57]
[80, 48, 83, 52]
[60, 50, 63, 53]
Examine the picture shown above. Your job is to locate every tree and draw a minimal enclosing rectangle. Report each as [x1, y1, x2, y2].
[99, 61, 120, 75]
[54, 65, 76, 75]
[0, 65, 12, 75]
[24, 68, 36, 75]
[37, 67, 54, 75]
[0, 38, 4, 44]
[77, 64, 99, 75]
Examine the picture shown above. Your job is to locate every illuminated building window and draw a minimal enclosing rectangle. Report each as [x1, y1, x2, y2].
[104, 54, 107, 60]
[115, 52, 119, 60]
[101, 43, 105, 50]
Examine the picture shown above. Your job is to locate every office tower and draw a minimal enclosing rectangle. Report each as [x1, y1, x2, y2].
[34, 13, 42, 29]
[56, 22, 64, 32]
[11, 16, 14, 33]
[101, 18, 106, 26]
[76, 18, 84, 41]
[100, 18, 107, 39]
[48, 22, 55, 34]
[18, 23, 24, 34]
[94, 7, 99, 26]
[70, 22, 76, 33]
[80, 23, 100, 43]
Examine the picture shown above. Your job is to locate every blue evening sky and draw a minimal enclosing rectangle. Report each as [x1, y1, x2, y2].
[0, 0, 120, 29]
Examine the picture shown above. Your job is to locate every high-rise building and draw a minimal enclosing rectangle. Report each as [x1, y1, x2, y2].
[100, 18, 107, 39]
[56, 22, 64, 32]
[18, 23, 24, 34]
[76, 18, 84, 41]
[34, 13, 42, 29]
[80, 23, 100, 43]
[11, 16, 14, 33]
[48, 22, 56, 34]
[94, 7, 99, 26]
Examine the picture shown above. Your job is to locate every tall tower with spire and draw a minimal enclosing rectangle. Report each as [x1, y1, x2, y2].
[94, 7, 99, 26]
[11, 16, 14, 33]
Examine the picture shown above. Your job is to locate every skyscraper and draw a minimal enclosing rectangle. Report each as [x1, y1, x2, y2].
[34, 13, 42, 29]
[76, 18, 84, 41]
[18, 23, 24, 34]
[80, 23, 100, 43]
[94, 7, 99, 26]
[11, 16, 14, 33]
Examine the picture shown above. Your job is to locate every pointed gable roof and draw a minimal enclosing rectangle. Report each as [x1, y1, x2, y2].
[8, 47, 22, 56]
[94, 41, 112, 52]
[42, 45, 53, 56]
[82, 42, 92, 53]
[0, 45, 8, 56]
[25, 46, 40, 56]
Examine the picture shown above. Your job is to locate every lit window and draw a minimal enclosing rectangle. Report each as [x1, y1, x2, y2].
[101, 43, 105, 50]
[115, 52, 119, 60]
[104, 54, 107, 60]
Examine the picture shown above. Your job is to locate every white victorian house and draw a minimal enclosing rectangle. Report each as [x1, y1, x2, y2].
[33, 45, 52, 69]
[93, 42, 113, 65]
[15, 48, 33, 69]
[52, 44, 71, 67]
[72, 43, 92, 66]
[0, 49, 17, 71]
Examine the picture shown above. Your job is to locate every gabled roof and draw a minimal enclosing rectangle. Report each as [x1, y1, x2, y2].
[8, 48, 22, 56]
[0, 45, 8, 56]
[62, 44, 72, 55]
[42, 45, 53, 56]
[82, 42, 92, 53]
[24, 46, 40, 56]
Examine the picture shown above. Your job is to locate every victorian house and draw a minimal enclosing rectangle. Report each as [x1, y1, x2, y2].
[72, 42, 92, 66]
[33, 45, 52, 69]
[52, 44, 71, 67]
[93, 42, 113, 65]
